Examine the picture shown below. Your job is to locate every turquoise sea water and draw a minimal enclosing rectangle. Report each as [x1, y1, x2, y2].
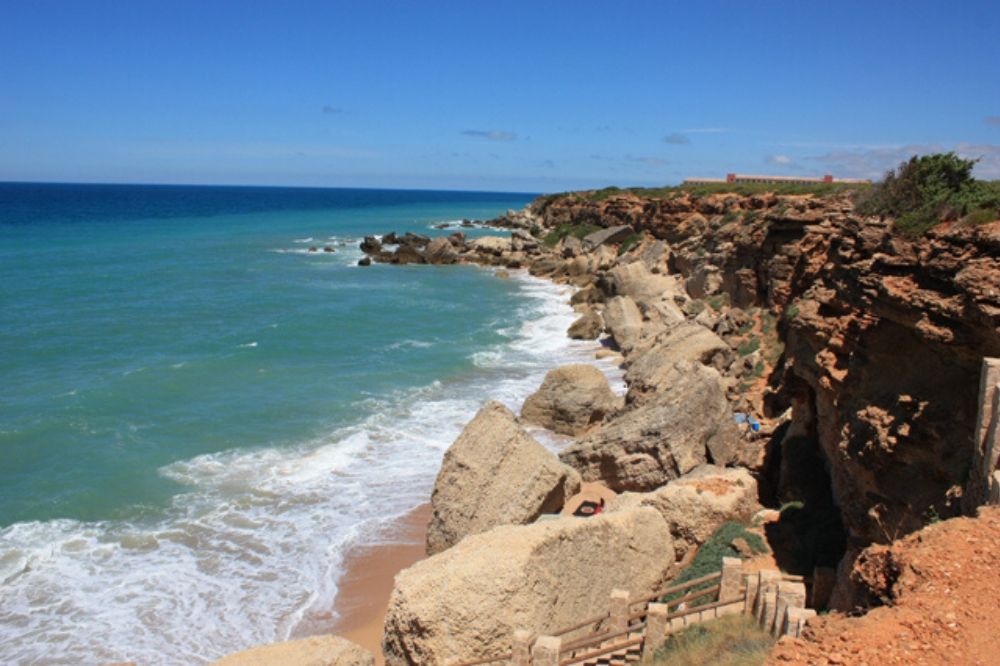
[0, 184, 620, 664]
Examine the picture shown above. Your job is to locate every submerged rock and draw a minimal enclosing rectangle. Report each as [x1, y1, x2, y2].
[426, 401, 580, 555]
[383, 507, 674, 666]
[520, 364, 622, 435]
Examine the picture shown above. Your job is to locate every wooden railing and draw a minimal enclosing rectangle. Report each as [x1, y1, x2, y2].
[454, 558, 823, 666]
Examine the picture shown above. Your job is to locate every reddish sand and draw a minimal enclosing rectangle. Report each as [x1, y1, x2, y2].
[331, 504, 431, 665]
[769, 507, 1000, 666]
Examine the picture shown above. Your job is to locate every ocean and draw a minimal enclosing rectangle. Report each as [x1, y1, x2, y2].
[0, 183, 620, 664]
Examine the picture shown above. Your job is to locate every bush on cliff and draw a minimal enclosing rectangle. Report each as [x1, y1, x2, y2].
[542, 222, 601, 247]
[661, 521, 766, 606]
[855, 152, 1000, 236]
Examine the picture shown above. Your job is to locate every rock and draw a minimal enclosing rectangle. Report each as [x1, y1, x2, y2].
[448, 231, 465, 244]
[582, 224, 633, 249]
[560, 235, 584, 257]
[731, 537, 754, 557]
[638, 240, 671, 274]
[424, 237, 458, 264]
[357, 257, 372, 267]
[567, 311, 603, 340]
[391, 244, 425, 264]
[469, 236, 511, 256]
[607, 465, 757, 558]
[624, 323, 733, 403]
[606, 262, 685, 324]
[559, 361, 740, 492]
[426, 401, 580, 555]
[495, 270, 510, 279]
[511, 229, 539, 252]
[400, 232, 430, 248]
[212, 635, 374, 666]
[602, 295, 647, 352]
[360, 236, 382, 254]
[570, 284, 601, 305]
[308, 246, 318, 253]
[685, 264, 723, 299]
[382, 232, 400, 244]
[383, 507, 674, 666]
[323, 246, 335, 253]
[520, 365, 622, 435]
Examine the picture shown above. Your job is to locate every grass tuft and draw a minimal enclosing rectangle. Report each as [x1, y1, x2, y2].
[652, 613, 774, 666]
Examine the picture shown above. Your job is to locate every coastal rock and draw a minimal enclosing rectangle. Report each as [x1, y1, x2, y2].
[624, 323, 732, 403]
[357, 257, 371, 267]
[567, 310, 603, 340]
[606, 261, 685, 324]
[426, 401, 580, 555]
[360, 236, 382, 254]
[520, 364, 622, 435]
[582, 224, 633, 249]
[560, 235, 584, 257]
[469, 236, 511, 256]
[559, 361, 740, 492]
[212, 635, 374, 666]
[390, 244, 425, 264]
[601, 295, 649, 352]
[608, 465, 758, 558]
[424, 237, 458, 264]
[383, 507, 674, 666]
[685, 263, 724, 299]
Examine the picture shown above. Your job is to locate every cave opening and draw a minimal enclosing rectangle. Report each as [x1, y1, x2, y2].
[759, 393, 847, 577]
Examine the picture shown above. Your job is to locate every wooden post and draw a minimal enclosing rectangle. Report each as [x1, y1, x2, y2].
[609, 588, 630, 633]
[531, 635, 561, 666]
[641, 603, 668, 662]
[511, 629, 531, 666]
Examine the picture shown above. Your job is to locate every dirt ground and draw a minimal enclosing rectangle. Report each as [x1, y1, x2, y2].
[768, 506, 1000, 666]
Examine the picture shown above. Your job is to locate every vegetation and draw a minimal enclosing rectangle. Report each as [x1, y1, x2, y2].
[541, 222, 601, 248]
[784, 304, 800, 321]
[737, 337, 760, 357]
[652, 613, 774, 666]
[661, 522, 767, 606]
[617, 231, 643, 255]
[854, 152, 1000, 237]
[705, 293, 730, 311]
[964, 207, 999, 226]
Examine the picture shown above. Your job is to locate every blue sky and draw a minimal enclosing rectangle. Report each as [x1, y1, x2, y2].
[1, 1, 998, 192]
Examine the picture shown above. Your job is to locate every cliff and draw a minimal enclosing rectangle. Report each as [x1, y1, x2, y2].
[512, 189, 1000, 556]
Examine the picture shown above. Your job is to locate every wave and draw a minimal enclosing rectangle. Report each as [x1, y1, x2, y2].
[0, 271, 617, 665]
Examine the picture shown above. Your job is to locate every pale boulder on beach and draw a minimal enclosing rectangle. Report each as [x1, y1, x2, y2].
[211, 634, 374, 666]
[383, 507, 674, 666]
[520, 364, 622, 435]
[425, 401, 581, 555]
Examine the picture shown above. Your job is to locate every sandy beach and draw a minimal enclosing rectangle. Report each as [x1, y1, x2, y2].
[331, 504, 431, 664]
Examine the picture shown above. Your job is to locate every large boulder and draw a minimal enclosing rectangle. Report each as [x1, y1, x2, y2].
[606, 262, 685, 324]
[608, 465, 758, 558]
[383, 507, 674, 665]
[425, 237, 458, 264]
[559, 361, 740, 492]
[624, 323, 732, 403]
[601, 296, 648, 353]
[211, 635, 374, 666]
[567, 310, 603, 340]
[582, 224, 633, 249]
[520, 364, 622, 435]
[426, 402, 580, 555]
[469, 236, 511, 256]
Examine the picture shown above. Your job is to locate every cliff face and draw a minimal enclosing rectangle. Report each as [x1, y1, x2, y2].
[528, 191, 1000, 547]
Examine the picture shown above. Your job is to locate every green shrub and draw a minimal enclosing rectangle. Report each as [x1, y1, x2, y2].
[652, 613, 773, 666]
[855, 152, 1000, 237]
[744, 210, 760, 223]
[737, 337, 760, 357]
[617, 232, 643, 255]
[964, 207, 998, 226]
[661, 522, 767, 606]
[542, 223, 602, 248]
[784, 304, 800, 321]
[706, 293, 730, 311]
[722, 211, 740, 224]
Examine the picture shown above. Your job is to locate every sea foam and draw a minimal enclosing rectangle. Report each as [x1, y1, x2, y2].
[0, 270, 618, 665]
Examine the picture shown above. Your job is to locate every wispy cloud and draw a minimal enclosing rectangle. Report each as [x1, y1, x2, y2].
[986, 116, 1000, 127]
[625, 154, 669, 166]
[807, 142, 1000, 179]
[322, 105, 343, 114]
[662, 133, 691, 145]
[682, 127, 730, 134]
[766, 154, 794, 166]
[461, 129, 517, 141]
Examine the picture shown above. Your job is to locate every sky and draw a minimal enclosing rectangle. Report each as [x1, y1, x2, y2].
[1, 1, 998, 192]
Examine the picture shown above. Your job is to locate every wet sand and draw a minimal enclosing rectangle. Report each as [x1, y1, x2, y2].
[332, 503, 431, 664]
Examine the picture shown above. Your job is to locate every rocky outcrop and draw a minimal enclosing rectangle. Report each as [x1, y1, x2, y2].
[582, 224, 634, 249]
[383, 507, 674, 665]
[559, 361, 740, 492]
[520, 364, 622, 435]
[623, 322, 732, 403]
[212, 635, 374, 666]
[424, 237, 458, 264]
[567, 310, 603, 339]
[426, 401, 580, 555]
[609, 465, 758, 558]
[602, 295, 648, 352]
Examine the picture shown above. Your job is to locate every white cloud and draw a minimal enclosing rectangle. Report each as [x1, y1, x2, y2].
[460, 129, 517, 141]
[766, 154, 794, 166]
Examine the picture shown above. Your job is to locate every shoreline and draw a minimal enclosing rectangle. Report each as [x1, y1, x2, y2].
[330, 504, 431, 663]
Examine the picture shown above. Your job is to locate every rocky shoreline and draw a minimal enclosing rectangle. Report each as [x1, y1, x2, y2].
[213, 187, 1000, 665]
